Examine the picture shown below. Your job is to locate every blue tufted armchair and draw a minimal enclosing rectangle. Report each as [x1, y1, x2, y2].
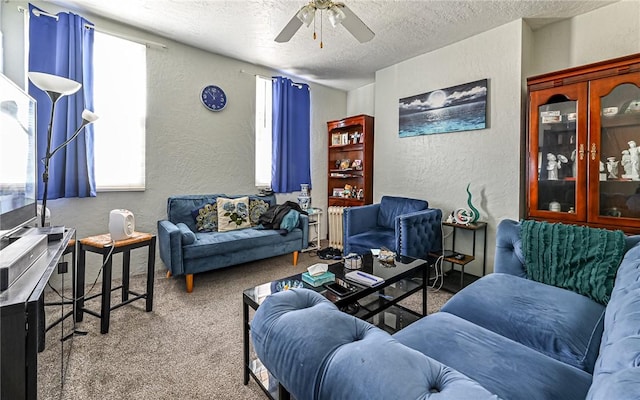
[343, 196, 442, 258]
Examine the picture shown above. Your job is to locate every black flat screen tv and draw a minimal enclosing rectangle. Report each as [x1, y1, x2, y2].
[0, 72, 37, 238]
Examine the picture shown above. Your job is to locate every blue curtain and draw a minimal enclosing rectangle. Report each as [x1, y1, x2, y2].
[28, 4, 96, 200]
[271, 77, 311, 193]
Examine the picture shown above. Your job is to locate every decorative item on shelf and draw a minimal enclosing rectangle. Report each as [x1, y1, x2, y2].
[297, 183, 311, 210]
[343, 184, 352, 197]
[340, 133, 349, 145]
[331, 133, 341, 146]
[568, 207, 575, 213]
[622, 150, 633, 178]
[339, 159, 351, 170]
[605, 207, 622, 217]
[602, 106, 618, 117]
[627, 140, 640, 180]
[549, 201, 561, 212]
[332, 188, 343, 197]
[566, 113, 577, 122]
[343, 253, 362, 270]
[28, 72, 99, 228]
[606, 157, 620, 179]
[351, 159, 362, 170]
[356, 188, 364, 199]
[546, 153, 567, 180]
[451, 184, 480, 225]
[625, 100, 640, 113]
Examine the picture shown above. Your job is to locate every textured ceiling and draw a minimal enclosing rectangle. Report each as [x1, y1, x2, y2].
[48, 0, 617, 91]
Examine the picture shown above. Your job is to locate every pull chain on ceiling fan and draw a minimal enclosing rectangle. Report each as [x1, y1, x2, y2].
[275, 0, 374, 48]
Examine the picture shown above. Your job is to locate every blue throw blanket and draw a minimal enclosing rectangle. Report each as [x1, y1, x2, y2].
[521, 220, 625, 305]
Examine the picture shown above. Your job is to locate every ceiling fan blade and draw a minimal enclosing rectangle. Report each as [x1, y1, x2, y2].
[337, 4, 374, 43]
[275, 12, 304, 43]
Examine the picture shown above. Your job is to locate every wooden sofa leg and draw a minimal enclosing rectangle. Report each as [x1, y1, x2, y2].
[166, 270, 172, 278]
[186, 274, 194, 293]
[293, 251, 299, 266]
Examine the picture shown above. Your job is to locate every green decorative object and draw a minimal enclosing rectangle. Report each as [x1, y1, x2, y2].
[466, 183, 480, 223]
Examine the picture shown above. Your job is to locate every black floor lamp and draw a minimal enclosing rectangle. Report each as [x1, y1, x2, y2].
[28, 72, 98, 227]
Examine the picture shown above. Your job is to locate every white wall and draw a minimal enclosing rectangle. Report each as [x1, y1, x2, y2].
[530, 0, 640, 76]
[346, 83, 375, 116]
[371, 20, 525, 276]
[2, 1, 346, 285]
[346, 0, 640, 276]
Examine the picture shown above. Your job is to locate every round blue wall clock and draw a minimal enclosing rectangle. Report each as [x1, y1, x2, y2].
[200, 85, 227, 111]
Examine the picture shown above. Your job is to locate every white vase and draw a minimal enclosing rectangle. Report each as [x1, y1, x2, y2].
[300, 184, 310, 196]
[297, 195, 311, 210]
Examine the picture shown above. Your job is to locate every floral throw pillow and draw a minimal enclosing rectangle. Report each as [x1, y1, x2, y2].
[191, 202, 218, 232]
[217, 197, 251, 232]
[249, 198, 270, 226]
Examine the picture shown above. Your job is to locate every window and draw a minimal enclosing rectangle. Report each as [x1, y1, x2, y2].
[255, 76, 272, 188]
[93, 32, 146, 191]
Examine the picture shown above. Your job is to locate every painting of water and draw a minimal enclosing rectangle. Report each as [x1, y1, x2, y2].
[399, 79, 487, 137]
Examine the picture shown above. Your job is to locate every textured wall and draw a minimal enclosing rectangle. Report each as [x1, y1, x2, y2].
[3, 1, 346, 285]
[346, 1, 640, 276]
[346, 83, 375, 116]
[370, 20, 525, 276]
[530, 1, 640, 76]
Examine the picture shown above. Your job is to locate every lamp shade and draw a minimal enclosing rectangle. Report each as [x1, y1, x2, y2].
[328, 5, 346, 27]
[81, 109, 99, 124]
[28, 72, 81, 96]
[296, 4, 316, 26]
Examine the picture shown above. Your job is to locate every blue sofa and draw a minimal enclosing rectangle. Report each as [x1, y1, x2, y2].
[251, 219, 640, 399]
[343, 196, 442, 258]
[157, 194, 308, 292]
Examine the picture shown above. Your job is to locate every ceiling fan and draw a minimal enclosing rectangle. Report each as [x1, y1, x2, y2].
[275, 0, 374, 48]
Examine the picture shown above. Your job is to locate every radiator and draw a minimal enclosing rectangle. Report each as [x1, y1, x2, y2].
[328, 206, 346, 250]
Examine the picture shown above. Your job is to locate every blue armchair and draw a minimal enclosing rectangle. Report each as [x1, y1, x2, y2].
[342, 196, 442, 258]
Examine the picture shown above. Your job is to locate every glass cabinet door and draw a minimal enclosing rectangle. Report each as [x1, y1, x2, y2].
[528, 83, 588, 221]
[589, 72, 640, 226]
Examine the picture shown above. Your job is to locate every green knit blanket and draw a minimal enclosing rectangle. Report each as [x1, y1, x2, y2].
[521, 220, 625, 305]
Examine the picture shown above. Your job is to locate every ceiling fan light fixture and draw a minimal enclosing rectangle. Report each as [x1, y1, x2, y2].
[296, 4, 316, 27]
[327, 5, 346, 28]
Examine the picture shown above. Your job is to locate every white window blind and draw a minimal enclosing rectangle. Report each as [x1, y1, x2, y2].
[255, 76, 272, 188]
[93, 31, 146, 191]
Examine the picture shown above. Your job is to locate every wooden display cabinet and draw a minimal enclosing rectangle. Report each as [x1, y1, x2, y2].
[526, 53, 640, 233]
[327, 114, 374, 207]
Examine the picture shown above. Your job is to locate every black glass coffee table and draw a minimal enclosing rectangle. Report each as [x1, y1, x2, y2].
[242, 253, 429, 400]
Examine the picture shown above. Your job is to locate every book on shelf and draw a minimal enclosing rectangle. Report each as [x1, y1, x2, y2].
[301, 271, 335, 287]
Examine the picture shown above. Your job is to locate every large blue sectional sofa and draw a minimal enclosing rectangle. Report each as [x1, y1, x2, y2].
[251, 219, 640, 399]
[158, 194, 308, 292]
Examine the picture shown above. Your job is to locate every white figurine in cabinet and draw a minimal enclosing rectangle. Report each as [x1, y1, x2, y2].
[546, 153, 567, 180]
[622, 150, 633, 178]
[607, 157, 620, 179]
[627, 141, 640, 180]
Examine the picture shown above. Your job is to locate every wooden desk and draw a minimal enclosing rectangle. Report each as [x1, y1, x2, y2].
[75, 232, 155, 334]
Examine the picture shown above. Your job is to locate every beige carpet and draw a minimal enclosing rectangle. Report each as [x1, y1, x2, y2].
[39, 251, 452, 400]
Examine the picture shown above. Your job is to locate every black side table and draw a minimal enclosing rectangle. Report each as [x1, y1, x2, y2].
[75, 232, 155, 334]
